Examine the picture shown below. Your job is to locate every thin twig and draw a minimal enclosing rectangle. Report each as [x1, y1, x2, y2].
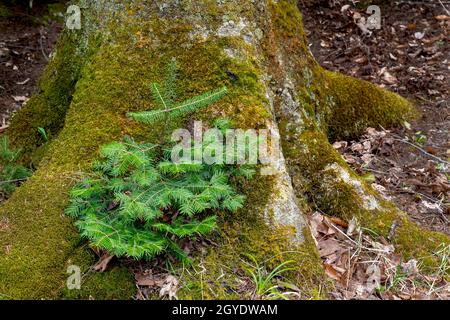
[0, 178, 28, 184]
[392, 137, 450, 166]
[39, 27, 49, 61]
[438, 0, 450, 15]
[391, 187, 441, 204]
[3, 44, 37, 51]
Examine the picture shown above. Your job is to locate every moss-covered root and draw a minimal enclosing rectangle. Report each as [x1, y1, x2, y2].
[285, 130, 449, 270]
[6, 32, 85, 166]
[321, 70, 417, 140]
[0, 170, 136, 300]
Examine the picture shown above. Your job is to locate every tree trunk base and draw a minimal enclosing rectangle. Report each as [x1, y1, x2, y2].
[0, 0, 447, 299]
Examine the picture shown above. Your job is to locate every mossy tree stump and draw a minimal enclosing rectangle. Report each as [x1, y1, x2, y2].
[0, 0, 448, 299]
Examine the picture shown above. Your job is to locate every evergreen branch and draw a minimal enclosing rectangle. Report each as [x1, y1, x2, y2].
[127, 86, 227, 125]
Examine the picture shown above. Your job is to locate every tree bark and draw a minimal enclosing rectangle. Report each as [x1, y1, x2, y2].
[0, 0, 448, 299]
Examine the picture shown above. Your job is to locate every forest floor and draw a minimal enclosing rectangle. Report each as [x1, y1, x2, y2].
[0, 3, 63, 132]
[0, 1, 448, 300]
[299, 0, 449, 300]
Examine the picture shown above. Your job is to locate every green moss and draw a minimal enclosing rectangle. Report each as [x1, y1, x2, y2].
[0, 4, 11, 18]
[395, 221, 450, 273]
[322, 70, 417, 140]
[296, 66, 417, 141]
[64, 266, 135, 300]
[298, 64, 418, 141]
[269, 0, 306, 39]
[61, 247, 136, 300]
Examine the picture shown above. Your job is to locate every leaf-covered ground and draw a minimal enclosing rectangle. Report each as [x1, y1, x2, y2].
[299, 0, 449, 299]
[0, 2, 63, 131]
[299, 0, 449, 236]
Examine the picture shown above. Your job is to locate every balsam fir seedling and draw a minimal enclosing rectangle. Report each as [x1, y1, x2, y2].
[66, 60, 254, 262]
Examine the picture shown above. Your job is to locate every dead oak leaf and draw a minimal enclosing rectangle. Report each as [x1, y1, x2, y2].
[309, 212, 329, 237]
[435, 15, 450, 21]
[324, 263, 342, 281]
[135, 273, 166, 287]
[93, 253, 113, 272]
[329, 217, 349, 229]
[318, 238, 341, 258]
[136, 274, 157, 287]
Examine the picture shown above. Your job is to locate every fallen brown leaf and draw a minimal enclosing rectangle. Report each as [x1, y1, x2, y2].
[324, 263, 341, 281]
[434, 15, 450, 21]
[93, 253, 113, 272]
[318, 238, 341, 257]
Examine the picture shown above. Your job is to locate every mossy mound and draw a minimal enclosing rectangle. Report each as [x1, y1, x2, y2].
[323, 70, 417, 140]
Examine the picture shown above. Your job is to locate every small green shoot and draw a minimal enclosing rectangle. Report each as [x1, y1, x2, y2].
[414, 131, 427, 145]
[242, 253, 296, 298]
[37, 127, 48, 141]
[0, 136, 32, 196]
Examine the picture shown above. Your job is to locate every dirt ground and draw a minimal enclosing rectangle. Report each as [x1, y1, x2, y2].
[299, 0, 449, 300]
[0, 3, 62, 131]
